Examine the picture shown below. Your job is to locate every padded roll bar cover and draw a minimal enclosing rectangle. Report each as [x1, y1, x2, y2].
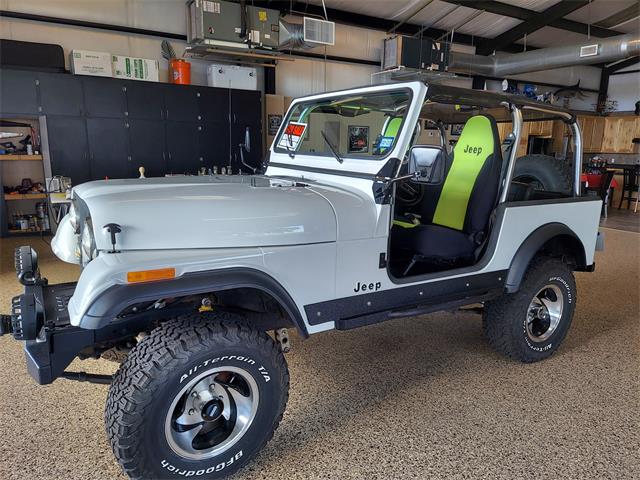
[505, 223, 587, 293]
[80, 268, 309, 337]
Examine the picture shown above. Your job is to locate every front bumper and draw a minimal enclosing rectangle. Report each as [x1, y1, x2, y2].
[3, 247, 154, 385]
[13, 282, 90, 384]
[2, 269, 89, 385]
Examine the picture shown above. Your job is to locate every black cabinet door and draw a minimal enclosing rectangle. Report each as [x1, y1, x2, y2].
[230, 90, 261, 125]
[38, 73, 84, 116]
[0, 69, 39, 114]
[199, 122, 230, 170]
[166, 122, 201, 174]
[231, 122, 262, 173]
[165, 85, 200, 122]
[198, 87, 229, 123]
[46, 116, 90, 184]
[83, 77, 127, 118]
[128, 120, 167, 177]
[126, 81, 165, 120]
[86, 118, 131, 180]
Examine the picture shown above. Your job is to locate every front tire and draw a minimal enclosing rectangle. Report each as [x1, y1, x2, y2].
[483, 257, 576, 363]
[106, 313, 289, 479]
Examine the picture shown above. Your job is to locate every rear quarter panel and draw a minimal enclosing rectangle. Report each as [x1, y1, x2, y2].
[487, 198, 602, 270]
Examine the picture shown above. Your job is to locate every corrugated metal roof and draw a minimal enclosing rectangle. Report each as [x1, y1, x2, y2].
[506, 0, 561, 12]
[453, 12, 522, 38]
[564, 0, 638, 24]
[310, 0, 637, 47]
[514, 26, 596, 48]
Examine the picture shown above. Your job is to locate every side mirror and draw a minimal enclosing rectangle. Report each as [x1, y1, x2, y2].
[239, 126, 255, 174]
[408, 145, 446, 184]
[243, 126, 251, 153]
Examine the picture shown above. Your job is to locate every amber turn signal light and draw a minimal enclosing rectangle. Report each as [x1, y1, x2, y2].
[126, 267, 175, 283]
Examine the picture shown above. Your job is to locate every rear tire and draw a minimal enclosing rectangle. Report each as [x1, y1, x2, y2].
[106, 313, 289, 479]
[513, 154, 572, 194]
[483, 257, 576, 363]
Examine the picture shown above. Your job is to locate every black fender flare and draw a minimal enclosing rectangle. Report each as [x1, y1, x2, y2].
[80, 267, 309, 337]
[505, 222, 587, 293]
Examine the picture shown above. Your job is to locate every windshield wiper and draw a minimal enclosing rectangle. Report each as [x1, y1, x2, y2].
[284, 134, 295, 159]
[321, 130, 343, 164]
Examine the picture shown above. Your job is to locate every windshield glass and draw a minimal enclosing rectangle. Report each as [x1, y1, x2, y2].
[274, 89, 412, 160]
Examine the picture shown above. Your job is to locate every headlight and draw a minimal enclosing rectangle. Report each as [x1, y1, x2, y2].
[81, 218, 97, 265]
[69, 202, 80, 234]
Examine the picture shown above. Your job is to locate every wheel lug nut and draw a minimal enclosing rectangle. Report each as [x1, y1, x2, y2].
[209, 384, 215, 390]
[188, 408, 195, 415]
[192, 391, 198, 398]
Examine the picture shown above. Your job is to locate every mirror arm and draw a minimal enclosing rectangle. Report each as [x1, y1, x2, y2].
[375, 172, 418, 185]
[239, 142, 256, 174]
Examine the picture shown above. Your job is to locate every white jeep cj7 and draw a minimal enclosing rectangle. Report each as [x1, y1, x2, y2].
[2, 81, 603, 479]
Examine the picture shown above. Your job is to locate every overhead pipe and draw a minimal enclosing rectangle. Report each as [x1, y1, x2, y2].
[448, 34, 640, 76]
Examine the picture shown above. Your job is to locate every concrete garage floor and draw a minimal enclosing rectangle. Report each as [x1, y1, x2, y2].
[0, 230, 638, 480]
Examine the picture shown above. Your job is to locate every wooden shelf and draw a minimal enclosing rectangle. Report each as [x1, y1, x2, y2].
[0, 154, 43, 161]
[7, 228, 51, 235]
[4, 193, 47, 200]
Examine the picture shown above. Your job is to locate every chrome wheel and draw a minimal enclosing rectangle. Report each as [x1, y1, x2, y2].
[164, 366, 259, 460]
[526, 284, 564, 343]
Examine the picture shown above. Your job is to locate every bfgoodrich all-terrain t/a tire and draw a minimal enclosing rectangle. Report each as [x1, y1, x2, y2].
[483, 257, 577, 363]
[106, 313, 289, 479]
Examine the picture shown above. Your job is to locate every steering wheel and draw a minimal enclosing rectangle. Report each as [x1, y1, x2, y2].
[395, 178, 424, 206]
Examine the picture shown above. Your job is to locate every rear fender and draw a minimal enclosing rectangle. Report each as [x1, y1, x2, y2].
[505, 223, 587, 293]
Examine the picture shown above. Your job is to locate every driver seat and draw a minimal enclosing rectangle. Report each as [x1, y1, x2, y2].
[391, 114, 503, 275]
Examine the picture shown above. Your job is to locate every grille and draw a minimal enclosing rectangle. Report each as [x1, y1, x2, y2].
[303, 17, 335, 46]
[10, 295, 24, 340]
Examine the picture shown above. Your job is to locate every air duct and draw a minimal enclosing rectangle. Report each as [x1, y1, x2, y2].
[279, 19, 311, 50]
[448, 34, 640, 76]
[279, 18, 336, 50]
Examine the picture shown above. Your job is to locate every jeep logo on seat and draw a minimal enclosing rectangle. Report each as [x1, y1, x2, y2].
[463, 144, 483, 156]
[354, 281, 381, 293]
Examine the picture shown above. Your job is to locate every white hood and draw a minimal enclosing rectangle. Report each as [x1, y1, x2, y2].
[72, 175, 337, 251]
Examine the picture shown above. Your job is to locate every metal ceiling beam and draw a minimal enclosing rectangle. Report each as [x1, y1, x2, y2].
[476, 1, 589, 55]
[442, 0, 624, 38]
[596, 55, 639, 113]
[606, 55, 640, 72]
[254, 1, 527, 52]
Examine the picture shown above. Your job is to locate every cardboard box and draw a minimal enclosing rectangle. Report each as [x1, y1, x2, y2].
[112, 55, 159, 82]
[284, 96, 294, 113]
[265, 94, 284, 150]
[70, 50, 112, 77]
[264, 95, 296, 150]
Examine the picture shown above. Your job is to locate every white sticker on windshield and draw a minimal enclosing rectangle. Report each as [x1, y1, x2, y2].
[277, 122, 307, 151]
